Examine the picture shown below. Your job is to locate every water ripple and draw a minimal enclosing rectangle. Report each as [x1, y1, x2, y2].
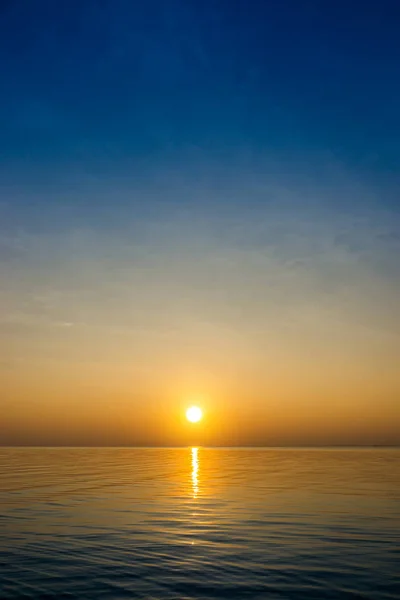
[0, 448, 399, 599]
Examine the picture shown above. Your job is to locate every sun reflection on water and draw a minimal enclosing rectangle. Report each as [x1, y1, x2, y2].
[191, 447, 199, 498]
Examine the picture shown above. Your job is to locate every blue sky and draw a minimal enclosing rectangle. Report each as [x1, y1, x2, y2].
[1, 0, 400, 182]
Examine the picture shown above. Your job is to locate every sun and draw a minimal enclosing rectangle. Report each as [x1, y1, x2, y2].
[186, 406, 203, 423]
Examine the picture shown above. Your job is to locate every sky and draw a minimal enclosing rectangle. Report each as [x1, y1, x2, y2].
[1, 0, 399, 446]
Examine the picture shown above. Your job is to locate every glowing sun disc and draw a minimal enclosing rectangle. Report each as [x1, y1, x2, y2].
[186, 406, 203, 423]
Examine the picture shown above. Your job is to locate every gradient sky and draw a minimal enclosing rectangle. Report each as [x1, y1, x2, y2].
[1, 0, 399, 446]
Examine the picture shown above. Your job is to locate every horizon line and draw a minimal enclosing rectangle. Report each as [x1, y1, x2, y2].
[1, 445, 399, 449]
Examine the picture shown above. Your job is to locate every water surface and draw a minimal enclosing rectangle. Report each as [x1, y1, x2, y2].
[1, 448, 399, 599]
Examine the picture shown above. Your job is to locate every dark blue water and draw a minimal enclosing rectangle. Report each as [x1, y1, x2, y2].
[1, 448, 399, 599]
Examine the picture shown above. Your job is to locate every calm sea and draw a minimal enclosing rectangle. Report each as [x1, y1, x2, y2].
[0, 448, 399, 599]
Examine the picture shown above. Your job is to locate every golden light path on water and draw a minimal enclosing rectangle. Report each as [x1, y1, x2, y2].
[191, 447, 199, 498]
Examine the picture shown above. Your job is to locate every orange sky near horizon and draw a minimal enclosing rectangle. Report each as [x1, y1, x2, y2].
[1, 178, 400, 447]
